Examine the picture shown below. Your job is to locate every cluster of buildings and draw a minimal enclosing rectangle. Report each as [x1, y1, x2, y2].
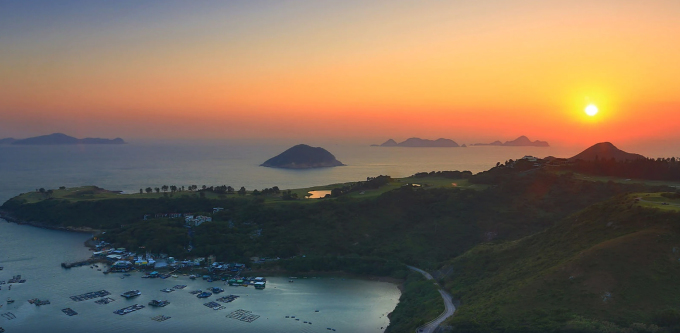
[184, 215, 212, 226]
[142, 210, 222, 227]
[92, 241, 204, 271]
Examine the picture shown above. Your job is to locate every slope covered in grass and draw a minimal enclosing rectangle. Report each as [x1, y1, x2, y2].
[443, 195, 680, 332]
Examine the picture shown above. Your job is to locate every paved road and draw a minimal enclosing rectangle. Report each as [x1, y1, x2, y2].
[407, 266, 456, 333]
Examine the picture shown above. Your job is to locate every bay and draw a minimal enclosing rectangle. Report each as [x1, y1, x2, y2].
[0, 220, 399, 333]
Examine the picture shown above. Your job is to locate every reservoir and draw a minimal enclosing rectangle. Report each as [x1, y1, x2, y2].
[0, 219, 400, 333]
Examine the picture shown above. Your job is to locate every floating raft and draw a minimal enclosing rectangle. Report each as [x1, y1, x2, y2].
[1, 312, 16, 320]
[160, 288, 174, 293]
[151, 315, 171, 322]
[113, 304, 145, 315]
[70, 290, 111, 302]
[216, 295, 240, 303]
[203, 302, 225, 310]
[8, 275, 26, 284]
[226, 309, 260, 323]
[188, 290, 202, 295]
[61, 308, 78, 316]
[172, 285, 187, 290]
[95, 297, 115, 305]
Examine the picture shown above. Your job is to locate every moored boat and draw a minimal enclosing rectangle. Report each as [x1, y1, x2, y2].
[121, 290, 141, 298]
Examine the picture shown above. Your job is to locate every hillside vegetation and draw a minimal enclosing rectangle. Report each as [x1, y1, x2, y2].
[442, 196, 680, 332]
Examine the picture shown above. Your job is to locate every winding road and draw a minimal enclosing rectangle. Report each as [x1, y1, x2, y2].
[407, 266, 456, 333]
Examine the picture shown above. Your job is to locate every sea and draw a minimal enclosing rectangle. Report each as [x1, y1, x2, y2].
[0, 141, 614, 204]
[0, 141, 677, 332]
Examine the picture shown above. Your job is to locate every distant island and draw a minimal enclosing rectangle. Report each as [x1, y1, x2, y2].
[568, 142, 644, 161]
[261, 144, 344, 169]
[472, 135, 549, 147]
[372, 137, 460, 147]
[0, 133, 126, 145]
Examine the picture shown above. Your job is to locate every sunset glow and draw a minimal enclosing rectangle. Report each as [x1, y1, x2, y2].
[585, 104, 599, 117]
[1, 1, 679, 146]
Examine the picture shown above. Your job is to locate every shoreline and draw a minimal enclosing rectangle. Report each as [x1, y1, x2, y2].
[0, 209, 102, 235]
[0, 212, 408, 332]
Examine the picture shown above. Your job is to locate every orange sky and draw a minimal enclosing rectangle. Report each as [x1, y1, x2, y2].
[1, 0, 679, 146]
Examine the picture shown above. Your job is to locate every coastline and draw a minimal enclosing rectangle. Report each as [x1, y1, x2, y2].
[0, 212, 421, 332]
[0, 209, 101, 235]
[247, 268, 405, 287]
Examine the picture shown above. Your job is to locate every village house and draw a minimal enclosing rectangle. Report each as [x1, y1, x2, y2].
[185, 215, 212, 226]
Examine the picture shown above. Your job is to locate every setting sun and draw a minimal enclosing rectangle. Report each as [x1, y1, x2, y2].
[585, 104, 599, 117]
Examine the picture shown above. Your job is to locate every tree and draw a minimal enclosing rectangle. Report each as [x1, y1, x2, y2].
[145, 187, 153, 194]
[139, 189, 143, 194]
[252, 189, 261, 196]
[170, 185, 177, 193]
[202, 185, 207, 190]
[39, 188, 46, 194]
[154, 187, 160, 194]
[227, 186, 234, 194]
[238, 187, 246, 195]
[161, 185, 169, 192]
[46, 189, 54, 198]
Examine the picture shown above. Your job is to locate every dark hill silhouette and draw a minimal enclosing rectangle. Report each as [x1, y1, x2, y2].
[379, 139, 398, 147]
[569, 142, 645, 161]
[474, 136, 549, 147]
[0, 137, 16, 144]
[373, 137, 459, 147]
[261, 144, 344, 169]
[10, 133, 125, 145]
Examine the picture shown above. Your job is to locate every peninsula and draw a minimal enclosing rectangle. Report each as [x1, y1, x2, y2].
[1, 133, 126, 145]
[472, 135, 549, 147]
[260, 144, 344, 169]
[373, 137, 460, 147]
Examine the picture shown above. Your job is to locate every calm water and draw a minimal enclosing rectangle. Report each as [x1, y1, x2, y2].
[0, 220, 400, 333]
[0, 142, 589, 204]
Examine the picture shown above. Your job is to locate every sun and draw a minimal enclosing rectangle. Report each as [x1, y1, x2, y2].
[585, 104, 599, 117]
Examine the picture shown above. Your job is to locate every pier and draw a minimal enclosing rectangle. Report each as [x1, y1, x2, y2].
[60, 258, 107, 269]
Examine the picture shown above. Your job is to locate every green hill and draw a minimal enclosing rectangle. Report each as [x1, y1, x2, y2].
[442, 194, 680, 332]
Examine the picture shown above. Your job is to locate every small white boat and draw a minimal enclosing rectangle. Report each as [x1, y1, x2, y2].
[171, 275, 178, 278]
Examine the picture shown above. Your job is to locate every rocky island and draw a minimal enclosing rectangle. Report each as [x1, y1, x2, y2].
[473, 135, 549, 147]
[1, 133, 126, 145]
[373, 137, 460, 147]
[261, 144, 344, 169]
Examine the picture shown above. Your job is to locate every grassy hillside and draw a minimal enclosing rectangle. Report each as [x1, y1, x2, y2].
[442, 195, 680, 332]
[1, 172, 669, 268]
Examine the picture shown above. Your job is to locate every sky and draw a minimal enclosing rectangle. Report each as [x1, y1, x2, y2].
[1, 0, 679, 146]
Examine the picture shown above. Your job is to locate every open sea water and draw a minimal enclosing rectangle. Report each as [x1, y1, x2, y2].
[0, 142, 592, 204]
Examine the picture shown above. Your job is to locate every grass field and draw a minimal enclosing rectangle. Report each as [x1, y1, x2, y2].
[631, 192, 680, 211]
[15, 176, 483, 205]
[571, 173, 680, 189]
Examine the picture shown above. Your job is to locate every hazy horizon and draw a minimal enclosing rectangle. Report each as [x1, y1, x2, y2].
[2, 0, 680, 146]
